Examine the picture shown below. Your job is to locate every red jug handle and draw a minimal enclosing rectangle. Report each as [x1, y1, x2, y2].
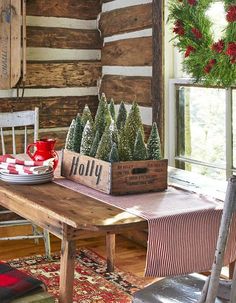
[26, 143, 36, 159]
[52, 150, 59, 169]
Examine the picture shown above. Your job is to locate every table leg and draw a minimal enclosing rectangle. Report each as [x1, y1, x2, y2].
[106, 232, 115, 272]
[59, 238, 76, 303]
[229, 260, 236, 279]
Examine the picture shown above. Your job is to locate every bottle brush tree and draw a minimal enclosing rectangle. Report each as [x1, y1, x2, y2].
[80, 121, 94, 156]
[109, 120, 118, 145]
[125, 102, 144, 154]
[109, 143, 119, 163]
[133, 129, 147, 160]
[94, 93, 111, 136]
[96, 125, 112, 162]
[65, 119, 76, 151]
[147, 122, 162, 160]
[90, 130, 100, 158]
[109, 98, 116, 121]
[116, 101, 127, 131]
[73, 113, 83, 153]
[118, 126, 132, 161]
[81, 104, 94, 128]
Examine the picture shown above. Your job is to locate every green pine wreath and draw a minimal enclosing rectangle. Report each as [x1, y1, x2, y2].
[168, 0, 236, 87]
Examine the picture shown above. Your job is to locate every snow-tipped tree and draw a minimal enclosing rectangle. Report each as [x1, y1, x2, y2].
[81, 104, 94, 128]
[109, 98, 116, 121]
[118, 127, 132, 161]
[80, 121, 94, 156]
[133, 129, 147, 160]
[109, 143, 119, 163]
[73, 113, 83, 152]
[125, 102, 144, 153]
[94, 93, 111, 136]
[90, 130, 100, 158]
[96, 126, 112, 162]
[147, 122, 162, 160]
[116, 101, 127, 131]
[65, 119, 76, 151]
[109, 119, 118, 145]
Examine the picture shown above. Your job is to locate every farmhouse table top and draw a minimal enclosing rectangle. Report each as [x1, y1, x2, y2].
[0, 181, 147, 233]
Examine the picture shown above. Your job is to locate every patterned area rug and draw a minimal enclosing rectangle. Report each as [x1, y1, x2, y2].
[7, 248, 147, 303]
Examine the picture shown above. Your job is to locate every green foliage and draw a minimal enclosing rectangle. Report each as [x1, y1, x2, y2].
[96, 126, 112, 162]
[125, 102, 144, 153]
[109, 99, 116, 121]
[80, 121, 94, 156]
[118, 127, 132, 161]
[109, 120, 119, 145]
[94, 93, 111, 136]
[168, 0, 236, 87]
[116, 101, 127, 131]
[109, 143, 119, 163]
[73, 114, 83, 153]
[65, 119, 76, 151]
[133, 130, 147, 160]
[90, 131, 100, 157]
[81, 105, 94, 128]
[147, 122, 162, 160]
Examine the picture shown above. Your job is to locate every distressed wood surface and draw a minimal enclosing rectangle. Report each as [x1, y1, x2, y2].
[152, 0, 164, 145]
[27, 27, 102, 49]
[102, 37, 152, 66]
[99, 4, 152, 37]
[10, 0, 21, 87]
[26, 0, 101, 20]
[0, 96, 98, 127]
[100, 75, 151, 106]
[0, 181, 147, 231]
[59, 237, 76, 303]
[111, 159, 168, 195]
[61, 150, 112, 194]
[24, 61, 101, 88]
[0, 0, 21, 89]
[106, 233, 116, 272]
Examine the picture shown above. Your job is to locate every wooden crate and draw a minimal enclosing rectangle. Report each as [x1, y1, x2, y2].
[61, 149, 168, 195]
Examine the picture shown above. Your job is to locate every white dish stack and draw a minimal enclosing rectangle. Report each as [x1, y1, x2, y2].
[0, 169, 54, 185]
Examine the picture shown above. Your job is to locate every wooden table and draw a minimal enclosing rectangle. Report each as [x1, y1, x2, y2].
[0, 181, 147, 303]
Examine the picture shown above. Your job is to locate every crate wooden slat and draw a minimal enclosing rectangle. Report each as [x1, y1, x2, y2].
[0, 0, 21, 89]
[61, 150, 168, 195]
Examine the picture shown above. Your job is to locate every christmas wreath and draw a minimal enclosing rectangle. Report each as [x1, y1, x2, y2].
[168, 0, 236, 87]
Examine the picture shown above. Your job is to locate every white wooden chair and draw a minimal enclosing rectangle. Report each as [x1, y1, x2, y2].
[133, 176, 236, 303]
[0, 108, 51, 257]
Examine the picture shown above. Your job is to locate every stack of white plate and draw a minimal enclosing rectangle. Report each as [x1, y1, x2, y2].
[0, 169, 54, 185]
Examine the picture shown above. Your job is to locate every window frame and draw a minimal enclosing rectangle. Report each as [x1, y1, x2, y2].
[168, 79, 235, 180]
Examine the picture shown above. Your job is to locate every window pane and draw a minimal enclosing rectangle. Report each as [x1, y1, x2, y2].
[176, 86, 226, 179]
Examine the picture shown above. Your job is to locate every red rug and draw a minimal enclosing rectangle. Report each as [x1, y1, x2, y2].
[7, 248, 147, 303]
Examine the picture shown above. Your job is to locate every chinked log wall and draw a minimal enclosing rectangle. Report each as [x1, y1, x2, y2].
[99, 0, 164, 142]
[0, 0, 102, 151]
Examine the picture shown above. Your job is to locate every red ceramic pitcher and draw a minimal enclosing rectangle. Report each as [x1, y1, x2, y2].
[26, 138, 59, 170]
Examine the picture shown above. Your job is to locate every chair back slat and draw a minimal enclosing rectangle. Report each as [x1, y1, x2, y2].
[0, 108, 39, 155]
[12, 127, 16, 155]
[24, 126, 27, 153]
[0, 128, 5, 155]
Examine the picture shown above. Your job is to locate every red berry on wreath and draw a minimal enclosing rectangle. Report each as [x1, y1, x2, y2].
[191, 28, 202, 39]
[212, 40, 225, 53]
[226, 5, 236, 22]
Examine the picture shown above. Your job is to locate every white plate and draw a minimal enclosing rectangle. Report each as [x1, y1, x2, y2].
[0, 169, 54, 184]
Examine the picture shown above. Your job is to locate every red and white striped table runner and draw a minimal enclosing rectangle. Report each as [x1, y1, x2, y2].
[54, 179, 236, 277]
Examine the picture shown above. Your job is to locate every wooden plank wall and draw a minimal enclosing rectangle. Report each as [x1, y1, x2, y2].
[99, 0, 154, 139]
[0, 0, 102, 151]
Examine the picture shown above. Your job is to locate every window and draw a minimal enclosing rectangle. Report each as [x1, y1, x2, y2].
[168, 80, 235, 181]
[166, 1, 235, 183]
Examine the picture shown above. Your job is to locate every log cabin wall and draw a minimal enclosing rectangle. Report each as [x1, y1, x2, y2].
[99, 0, 154, 139]
[0, 0, 102, 151]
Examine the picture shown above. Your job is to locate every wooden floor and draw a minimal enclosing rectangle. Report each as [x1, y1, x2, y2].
[0, 226, 153, 282]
